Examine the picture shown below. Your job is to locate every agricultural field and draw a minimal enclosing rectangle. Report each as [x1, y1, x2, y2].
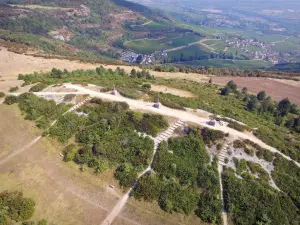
[124, 38, 169, 54]
[180, 59, 237, 69]
[131, 21, 172, 31]
[272, 41, 299, 52]
[167, 45, 211, 61]
[124, 32, 203, 54]
[241, 32, 288, 44]
[234, 59, 272, 70]
[178, 59, 271, 70]
[210, 76, 300, 105]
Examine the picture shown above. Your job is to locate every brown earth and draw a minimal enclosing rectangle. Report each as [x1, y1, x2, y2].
[0, 47, 207, 92]
[0, 104, 210, 225]
[1, 46, 300, 106]
[210, 76, 300, 106]
[151, 84, 196, 98]
[0, 104, 120, 225]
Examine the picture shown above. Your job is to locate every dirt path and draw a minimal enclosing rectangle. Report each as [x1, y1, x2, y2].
[101, 120, 184, 225]
[0, 96, 90, 166]
[218, 144, 228, 225]
[198, 38, 217, 52]
[12, 84, 300, 168]
[271, 36, 290, 45]
[164, 38, 218, 53]
[163, 41, 200, 53]
[0, 136, 41, 166]
[56, 84, 300, 169]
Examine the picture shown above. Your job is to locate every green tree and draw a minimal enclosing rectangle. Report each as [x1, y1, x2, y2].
[247, 96, 258, 111]
[221, 87, 231, 96]
[37, 220, 48, 225]
[278, 98, 291, 116]
[114, 163, 137, 188]
[257, 91, 266, 101]
[242, 87, 248, 94]
[63, 144, 77, 162]
[227, 80, 237, 91]
[4, 96, 18, 105]
[130, 68, 137, 78]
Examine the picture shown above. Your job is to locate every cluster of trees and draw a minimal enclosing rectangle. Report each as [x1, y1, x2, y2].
[197, 127, 226, 145]
[140, 64, 300, 80]
[130, 69, 154, 80]
[18, 66, 154, 87]
[127, 111, 168, 137]
[134, 130, 223, 224]
[0, 191, 46, 225]
[3, 95, 18, 105]
[221, 80, 300, 134]
[29, 83, 48, 92]
[272, 155, 300, 209]
[17, 93, 69, 129]
[4, 93, 70, 129]
[8, 86, 19, 92]
[223, 168, 300, 225]
[167, 50, 250, 64]
[43, 98, 169, 183]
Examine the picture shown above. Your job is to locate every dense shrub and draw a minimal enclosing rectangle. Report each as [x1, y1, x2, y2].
[114, 163, 138, 188]
[133, 174, 160, 201]
[223, 169, 300, 225]
[0, 191, 35, 222]
[29, 83, 48, 92]
[199, 127, 225, 145]
[9, 86, 19, 92]
[0, 92, 5, 97]
[63, 144, 77, 162]
[4, 95, 19, 105]
[272, 156, 300, 207]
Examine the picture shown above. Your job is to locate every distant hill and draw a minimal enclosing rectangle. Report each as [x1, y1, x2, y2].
[0, 0, 171, 60]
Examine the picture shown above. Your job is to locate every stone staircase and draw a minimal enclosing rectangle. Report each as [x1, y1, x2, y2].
[67, 96, 92, 113]
[218, 144, 229, 166]
[153, 120, 185, 148]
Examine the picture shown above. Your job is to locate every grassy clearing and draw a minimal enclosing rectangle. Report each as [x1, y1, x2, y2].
[179, 59, 271, 70]
[125, 38, 169, 54]
[167, 45, 211, 61]
[124, 33, 202, 54]
[131, 21, 172, 31]
[272, 41, 299, 52]
[180, 59, 237, 69]
[242, 32, 286, 43]
[234, 60, 272, 69]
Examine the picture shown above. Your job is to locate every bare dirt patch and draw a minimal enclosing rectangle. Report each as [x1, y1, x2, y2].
[269, 78, 300, 88]
[0, 47, 209, 92]
[118, 198, 210, 225]
[151, 84, 195, 98]
[210, 76, 300, 106]
[0, 104, 210, 225]
[0, 104, 129, 225]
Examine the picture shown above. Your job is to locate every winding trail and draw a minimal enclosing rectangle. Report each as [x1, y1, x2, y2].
[53, 84, 300, 168]
[101, 120, 184, 225]
[3, 84, 300, 224]
[0, 96, 91, 166]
